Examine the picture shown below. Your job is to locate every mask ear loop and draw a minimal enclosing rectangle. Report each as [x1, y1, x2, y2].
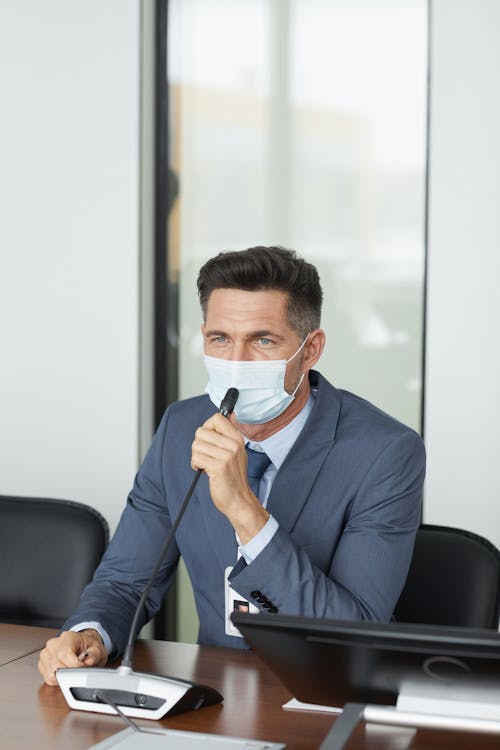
[286, 333, 309, 364]
[287, 334, 310, 396]
[291, 372, 305, 397]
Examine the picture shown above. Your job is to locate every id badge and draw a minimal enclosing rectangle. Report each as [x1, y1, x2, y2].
[224, 566, 259, 637]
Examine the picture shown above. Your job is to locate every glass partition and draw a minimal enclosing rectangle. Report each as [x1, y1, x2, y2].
[167, 0, 428, 642]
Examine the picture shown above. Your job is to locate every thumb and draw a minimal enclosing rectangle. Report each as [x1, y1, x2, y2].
[78, 643, 106, 667]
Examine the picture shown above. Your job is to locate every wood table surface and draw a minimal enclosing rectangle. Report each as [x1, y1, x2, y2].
[0, 622, 54, 667]
[0, 623, 499, 750]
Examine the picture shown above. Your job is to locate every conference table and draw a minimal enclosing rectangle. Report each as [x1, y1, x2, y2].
[0, 624, 498, 750]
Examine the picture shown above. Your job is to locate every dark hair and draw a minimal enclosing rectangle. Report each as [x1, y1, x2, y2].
[197, 246, 322, 338]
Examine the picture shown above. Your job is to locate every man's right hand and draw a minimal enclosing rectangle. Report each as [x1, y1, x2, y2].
[38, 629, 108, 686]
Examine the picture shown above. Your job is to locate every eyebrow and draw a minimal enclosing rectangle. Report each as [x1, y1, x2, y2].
[204, 329, 287, 341]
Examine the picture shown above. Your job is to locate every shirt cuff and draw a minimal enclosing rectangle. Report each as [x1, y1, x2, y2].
[239, 515, 279, 564]
[69, 621, 113, 655]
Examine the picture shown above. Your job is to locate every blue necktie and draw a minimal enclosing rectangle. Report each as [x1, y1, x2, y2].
[246, 446, 271, 498]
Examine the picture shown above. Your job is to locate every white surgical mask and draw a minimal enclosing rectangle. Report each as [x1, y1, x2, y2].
[204, 337, 308, 424]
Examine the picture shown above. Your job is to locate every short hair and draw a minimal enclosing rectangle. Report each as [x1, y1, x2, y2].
[197, 246, 322, 338]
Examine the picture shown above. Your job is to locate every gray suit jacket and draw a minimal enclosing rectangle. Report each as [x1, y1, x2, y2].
[64, 371, 425, 656]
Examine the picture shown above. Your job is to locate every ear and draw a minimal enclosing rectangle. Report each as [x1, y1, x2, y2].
[302, 329, 326, 371]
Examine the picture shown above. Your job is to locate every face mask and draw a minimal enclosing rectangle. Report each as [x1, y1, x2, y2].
[204, 337, 308, 424]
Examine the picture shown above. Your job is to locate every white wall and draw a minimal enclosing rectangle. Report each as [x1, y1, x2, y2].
[424, 0, 500, 546]
[0, 1, 142, 533]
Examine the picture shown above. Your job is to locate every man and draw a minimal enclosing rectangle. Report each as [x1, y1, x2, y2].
[39, 246, 425, 685]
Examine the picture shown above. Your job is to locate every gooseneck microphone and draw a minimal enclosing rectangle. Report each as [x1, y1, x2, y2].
[56, 388, 239, 720]
[121, 386, 239, 670]
[218, 387, 239, 418]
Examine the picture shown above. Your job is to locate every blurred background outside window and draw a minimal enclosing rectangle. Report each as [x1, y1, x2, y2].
[166, 0, 428, 641]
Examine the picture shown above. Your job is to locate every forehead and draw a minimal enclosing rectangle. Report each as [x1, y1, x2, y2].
[205, 288, 293, 331]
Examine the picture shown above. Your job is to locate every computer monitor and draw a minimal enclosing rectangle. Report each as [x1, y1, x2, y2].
[232, 612, 500, 740]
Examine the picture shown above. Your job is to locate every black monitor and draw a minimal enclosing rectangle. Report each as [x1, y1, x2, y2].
[232, 612, 500, 745]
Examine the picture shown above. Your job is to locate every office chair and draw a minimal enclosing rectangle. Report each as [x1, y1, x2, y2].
[394, 523, 500, 629]
[0, 495, 109, 628]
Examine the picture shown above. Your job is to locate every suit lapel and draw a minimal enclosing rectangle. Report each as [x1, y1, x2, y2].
[267, 372, 341, 533]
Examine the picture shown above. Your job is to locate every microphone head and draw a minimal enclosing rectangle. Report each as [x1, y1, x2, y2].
[219, 388, 239, 417]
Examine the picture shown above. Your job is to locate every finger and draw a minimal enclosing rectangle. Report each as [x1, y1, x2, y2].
[203, 412, 244, 439]
[56, 645, 83, 669]
[38, 653, 55, 685]
[39, 655, 67, 686]
[78, 644, 106, 666]
[44, 645, 104, 685]
[192, 429, 236, 468]
[192, 415, 244, 472]
[39, 633, 81, 686]
[192, 440, 243, 475]
[195, 429, 239, 456]
[45, 670, 59, 686]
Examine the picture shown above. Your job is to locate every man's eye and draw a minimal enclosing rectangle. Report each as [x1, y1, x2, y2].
[258, 337, 272, 345]
[212, 336, 226, 344]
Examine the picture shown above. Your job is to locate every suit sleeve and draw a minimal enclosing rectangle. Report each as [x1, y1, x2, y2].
[63, 409, 179, 658]
[229, 430, 425, 623]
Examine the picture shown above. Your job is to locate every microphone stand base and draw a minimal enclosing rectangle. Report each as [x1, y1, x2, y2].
[56, 666, 223, 720]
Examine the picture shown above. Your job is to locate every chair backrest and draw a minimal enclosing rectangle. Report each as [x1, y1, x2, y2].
[394, 523, 500, 629]
[0, 495, 109, 628]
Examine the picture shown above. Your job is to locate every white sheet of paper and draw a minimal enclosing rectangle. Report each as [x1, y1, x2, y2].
[282, 698, 342, 714]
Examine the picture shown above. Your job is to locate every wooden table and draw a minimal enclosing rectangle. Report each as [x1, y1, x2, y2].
[0, 624, 499, 750]
[0, 623, 51, 666]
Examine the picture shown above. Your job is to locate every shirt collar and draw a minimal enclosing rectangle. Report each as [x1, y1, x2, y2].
[245, 392, 315, 470]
